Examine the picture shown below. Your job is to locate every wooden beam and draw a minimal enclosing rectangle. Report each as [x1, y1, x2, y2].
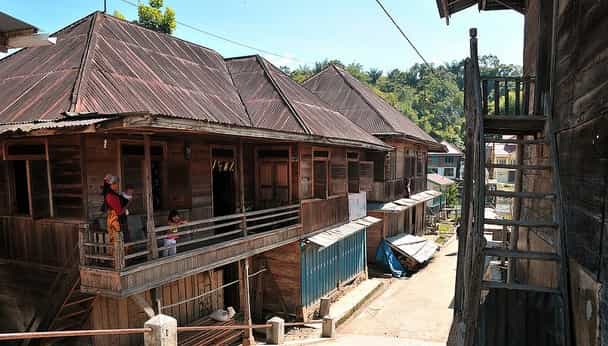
[130, 294, 155, 318]
[480, 280, 560, 294]
[25, 160, 33, 217]
[44, 138, 54, 217]
[484, 248, 560, 261]
[239, 140, 247, 236]
[483, 218, 558, 228]
[143, 135, 158, 259]
[485, 163, 551, 170]
[487, 190, 554, 199]
[239, 259, 254, 345]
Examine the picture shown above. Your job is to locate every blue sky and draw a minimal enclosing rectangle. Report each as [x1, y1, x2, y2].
[1, 0, 524, 71]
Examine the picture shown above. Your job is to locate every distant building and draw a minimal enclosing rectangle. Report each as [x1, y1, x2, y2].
[428, 141, 464, 180]
[427, 173, 455, 213]
[486, 141, 517, 185]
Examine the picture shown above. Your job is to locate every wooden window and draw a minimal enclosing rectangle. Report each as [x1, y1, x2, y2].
[416, 151, 425, 176]
[313, 160, 328, 199]
[359, 161, 374, 192]
[348, 161, 360, 193]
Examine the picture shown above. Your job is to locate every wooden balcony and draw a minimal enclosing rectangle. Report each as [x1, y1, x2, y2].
[79, 197, 348, 297]
[79, 204, 305, 297]
[368, 179, 406, 202]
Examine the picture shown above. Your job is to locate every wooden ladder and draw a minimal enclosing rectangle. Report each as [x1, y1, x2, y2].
[453, 28, 571, 346]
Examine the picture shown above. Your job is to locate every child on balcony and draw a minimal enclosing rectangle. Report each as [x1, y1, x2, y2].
[165, 210, 185, 256]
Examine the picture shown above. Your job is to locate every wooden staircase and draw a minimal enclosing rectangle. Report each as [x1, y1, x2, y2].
[450, 28, 571, 346]
[19, 248, 97, 346]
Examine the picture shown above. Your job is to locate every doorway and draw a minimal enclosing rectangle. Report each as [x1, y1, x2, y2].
[12, 161, 29, 215]
[212, 164, 236, 217]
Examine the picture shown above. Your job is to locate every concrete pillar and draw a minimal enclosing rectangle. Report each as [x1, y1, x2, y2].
[319, 298, 331, 318]
[321, 316, 336, 338]
[144, 314, 177, 346]
[265, 316, 284, 345]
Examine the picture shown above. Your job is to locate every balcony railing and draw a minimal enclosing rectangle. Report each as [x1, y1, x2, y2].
[79, 204, 301, 271]
[480, 76, 534, 116]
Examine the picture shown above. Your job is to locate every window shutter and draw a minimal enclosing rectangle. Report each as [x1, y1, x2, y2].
[359, 161, 374, 192]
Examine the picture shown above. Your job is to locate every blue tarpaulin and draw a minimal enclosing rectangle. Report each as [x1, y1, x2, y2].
[375, 239, 406, 278]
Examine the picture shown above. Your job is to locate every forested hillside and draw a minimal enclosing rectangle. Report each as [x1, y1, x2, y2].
[283, 56, 521, 148]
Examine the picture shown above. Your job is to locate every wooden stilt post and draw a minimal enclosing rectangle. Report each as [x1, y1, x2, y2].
[239, 140, 247, 236]
[239, 259, 255, 345]
[144, 135, 158, 259]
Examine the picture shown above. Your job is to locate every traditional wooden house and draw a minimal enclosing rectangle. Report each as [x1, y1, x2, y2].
[303, 65, 445, 258]
[0, 12, 389, 345]
[436, 0, 608, 345]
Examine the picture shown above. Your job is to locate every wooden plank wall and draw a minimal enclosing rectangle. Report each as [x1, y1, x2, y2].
[329, 148, 347, 195]
[299, 144, 313, 200]
[85, 135, 117, 221]
[159, 270, 224, 325]
[256, 242, 301, 315]
[48, 136, 85, 218]
[0, 162, 9, 216]
[90, 292, 153, 346]
[190, 142, 212, 220]
[301, 195, 348, 233]
[0, 217, 80, 267]
[166, 140, 191, 211]
[90, 270, 223, 346]
[365, 220, 384, 263]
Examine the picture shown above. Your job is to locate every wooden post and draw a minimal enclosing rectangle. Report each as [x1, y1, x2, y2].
[44, 138, 54, 217]
[508, 136, 525, 283]
[144, 135, 158, 259]
[115, 232, 125, 270]
[239, 140, 247, 236]
[78, 224, 87, 266]
[239, 259, 254, 345]
[25, 160, 33, 217]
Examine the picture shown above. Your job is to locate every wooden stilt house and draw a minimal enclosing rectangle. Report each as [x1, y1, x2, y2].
[303, 65, 446, 259]
[0, 12, 389, 345]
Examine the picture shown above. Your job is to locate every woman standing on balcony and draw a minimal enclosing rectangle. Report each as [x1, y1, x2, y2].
[102, 174, 124, 257]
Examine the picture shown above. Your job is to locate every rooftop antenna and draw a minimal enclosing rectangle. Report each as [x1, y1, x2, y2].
[103, 0, 107, 13]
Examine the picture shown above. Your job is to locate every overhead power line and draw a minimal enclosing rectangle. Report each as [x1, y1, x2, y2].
[114, 0, 310, 65]
[374, 0, 432, 69]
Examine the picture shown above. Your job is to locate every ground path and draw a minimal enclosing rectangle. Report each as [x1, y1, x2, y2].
[326, 237, 458, 345]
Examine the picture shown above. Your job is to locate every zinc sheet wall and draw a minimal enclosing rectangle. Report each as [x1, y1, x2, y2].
[300, 229, 366, 307]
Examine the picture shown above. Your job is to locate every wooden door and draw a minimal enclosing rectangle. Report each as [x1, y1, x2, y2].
[258, 161, 289, 208]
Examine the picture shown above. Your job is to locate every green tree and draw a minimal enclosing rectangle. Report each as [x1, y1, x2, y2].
[445, 184, 459, 208]
[367, 68, 383, 85]
[136, 0, 176, 34]
[113, 10, 126, 20]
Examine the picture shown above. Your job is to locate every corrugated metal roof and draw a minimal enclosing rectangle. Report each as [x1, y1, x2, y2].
[303, 65, 442, 150]
[0, 117, 109, 134]
[0, 12, 249, 126]
[307, 216, 381, 248]
[386, 234, 438, 264]
[369, 190, 442, 211]
[427, 173, 455, 186]
[0, 12, 38, 33]
[0, 12, 388, 150]
[226, 56, 389, 148]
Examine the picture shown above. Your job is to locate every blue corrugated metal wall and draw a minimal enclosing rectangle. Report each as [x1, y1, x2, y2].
[300, 229, 367, 307]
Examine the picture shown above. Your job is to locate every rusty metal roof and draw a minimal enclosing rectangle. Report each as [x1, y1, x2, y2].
[0, 12, 250, 126]
[303, 65, 442, 150]
[226, 55, 389, 148]
[0, 12, 389, 150]
[435, 0, 525, 20]
[0, 117, 109, 135]
[0, 11, 38, 34]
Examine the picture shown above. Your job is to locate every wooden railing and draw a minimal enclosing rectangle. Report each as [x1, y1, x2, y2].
[480, 76, 534, 116]
[368, 178, 406, 202]
[80, 204, 301, 270]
